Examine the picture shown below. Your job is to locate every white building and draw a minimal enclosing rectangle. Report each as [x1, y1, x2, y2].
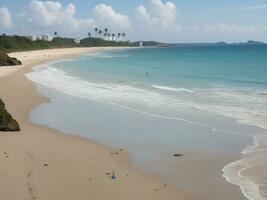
[26, 34, 54, 41]
[139, 41, 143, 47]
[41, 34, 53, 41]
[74, 38, 80, 44]
[36, 35, 42, 40]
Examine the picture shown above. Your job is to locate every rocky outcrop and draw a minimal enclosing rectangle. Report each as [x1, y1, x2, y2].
[173, 154, 183, 157]
[0, 53, 22, 66]
[0, 98, 20, 131]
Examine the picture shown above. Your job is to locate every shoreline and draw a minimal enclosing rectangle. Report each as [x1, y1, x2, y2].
[0, 47, 189, 200]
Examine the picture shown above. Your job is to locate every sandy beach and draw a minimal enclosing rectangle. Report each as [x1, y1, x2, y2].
[0, 47, 189, 200]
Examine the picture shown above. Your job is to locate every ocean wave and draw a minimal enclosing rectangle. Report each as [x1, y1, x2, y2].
[32, 58, 76, 70]
[26, 65, 267, 131]
[26, 66, 179, 107]
[223, 135, 267, 200]
[194, 88, 267, 130]
[26, 66, 249, 136]
[152, 85, 194, 93]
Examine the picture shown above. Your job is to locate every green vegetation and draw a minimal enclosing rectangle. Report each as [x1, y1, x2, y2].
[0, 35, 77, 53]
[0, 34, 132, 53]
[0, 33, 134, 66]
[80, 37, 131, 47]
[0, 98, 20, 132]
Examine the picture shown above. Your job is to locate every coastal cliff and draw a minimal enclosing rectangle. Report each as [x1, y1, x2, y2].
[0, 98, 20, 131]
[0, 53, 22, 66]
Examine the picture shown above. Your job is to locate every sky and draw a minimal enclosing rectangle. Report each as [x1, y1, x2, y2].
[0, 0, 267, 42]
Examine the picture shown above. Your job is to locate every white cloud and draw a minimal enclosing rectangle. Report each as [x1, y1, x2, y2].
[0, 7, 12, 29]
[136, 0, 181, 31]
[239, 4, 267, 11]
[92, 4, 132, 31]
[19, 0, 95, 34]
[137, 5, 150, 22]
[18, 1, 131, 36]
[2, 0, 267, 42]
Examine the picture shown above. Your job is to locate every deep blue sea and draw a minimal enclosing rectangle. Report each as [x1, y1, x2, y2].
[27, 45, 267, 200]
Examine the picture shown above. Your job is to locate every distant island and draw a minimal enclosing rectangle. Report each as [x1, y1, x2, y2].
[174, 40, 266, 46]
[244, 40, 265, 45]
[217, 40, 265, 45]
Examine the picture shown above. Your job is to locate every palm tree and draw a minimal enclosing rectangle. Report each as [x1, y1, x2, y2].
[117, 33, 121, 42]
[108, 33, 111, 41]
[94, 28, 98, 38]
[112, 33, 115, 41]
[54, 32, 58, 37]
[104, 28, 108, 40]
[122, 33, 126, 41]
[98, 30, 102, 38]
[88, 32, 91, 38]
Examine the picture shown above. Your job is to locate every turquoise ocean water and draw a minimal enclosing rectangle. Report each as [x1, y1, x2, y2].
[27, 45, 267, 200]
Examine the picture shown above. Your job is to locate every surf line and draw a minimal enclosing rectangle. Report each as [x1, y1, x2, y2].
[90, 98, 255, 137]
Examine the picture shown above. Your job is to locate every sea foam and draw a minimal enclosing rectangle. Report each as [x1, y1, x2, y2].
[223, 135, 267, 200]
[26, 65, 267, 130]
[152, 84, 194, 93]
